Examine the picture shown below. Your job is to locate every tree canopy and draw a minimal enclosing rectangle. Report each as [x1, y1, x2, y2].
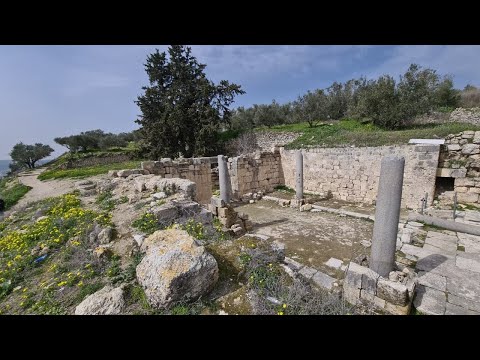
[54, 129, 139, 153]
[9, 142, 54, 169]
[135, 45, 245, 159]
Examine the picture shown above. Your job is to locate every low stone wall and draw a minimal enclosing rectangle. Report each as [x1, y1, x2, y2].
[343, 262, 416, 315]
[411, 108, 480, 126]
[227, 149, 284, 199]
[142, 157, 218, 204]
[450, 107, 480, 125]
[58, 153, 133, 169]
[255, 131, 300, 150]
[280, 145, 440, 209]
[225, 131, 301, 156]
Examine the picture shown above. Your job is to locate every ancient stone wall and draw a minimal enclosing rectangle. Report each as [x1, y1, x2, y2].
[225, 131, 301, 156]
[438, 131, 480, 204]
[227, 149, 284, 199]
[450, 108, 480, 125]
[142, 157, 218, 204]
[280, 145, 441, 209]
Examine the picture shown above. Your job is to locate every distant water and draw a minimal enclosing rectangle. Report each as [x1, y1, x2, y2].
[0, 160, 10, 178]
[0, 160, 49, 178]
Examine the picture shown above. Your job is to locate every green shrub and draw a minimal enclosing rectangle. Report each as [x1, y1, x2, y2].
[132, 212, 159, 235]
[0, 178, 32, 210]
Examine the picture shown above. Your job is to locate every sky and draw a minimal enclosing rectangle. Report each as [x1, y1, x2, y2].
[1, 45, 479, 160]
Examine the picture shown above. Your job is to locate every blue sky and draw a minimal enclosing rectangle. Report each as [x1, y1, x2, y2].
[1, 45, 479, 159]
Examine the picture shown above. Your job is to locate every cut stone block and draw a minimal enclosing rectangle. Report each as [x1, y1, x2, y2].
[325, 258, 343, 270]
[311, 271, 336, 290]
[413, 285, 446, 315]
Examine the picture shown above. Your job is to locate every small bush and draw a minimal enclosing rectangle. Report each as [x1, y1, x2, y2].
[0, 178, 32, 210]
[95, 191, 116, 211]
[132, 212, 159, 235]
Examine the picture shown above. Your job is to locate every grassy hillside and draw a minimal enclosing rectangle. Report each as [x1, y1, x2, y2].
[38, 160, 142, 180]
[254, 119, 480, 149]
[0, 178, 31, 210]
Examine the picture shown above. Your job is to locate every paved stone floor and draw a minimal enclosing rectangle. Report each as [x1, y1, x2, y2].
[235, 199, 373, 278]
[400, 225, 480, 315]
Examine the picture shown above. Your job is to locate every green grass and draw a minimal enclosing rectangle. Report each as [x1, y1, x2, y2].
[0, 178, 32, 210]
[274, 185, 295, 194]
[254, 119, 480, 149]
[38, 161, 142, 180]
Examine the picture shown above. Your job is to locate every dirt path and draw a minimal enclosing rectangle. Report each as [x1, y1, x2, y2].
[9, 169, 76, 211]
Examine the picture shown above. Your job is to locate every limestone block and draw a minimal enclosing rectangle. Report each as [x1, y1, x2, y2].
[377, 278, 408, 306]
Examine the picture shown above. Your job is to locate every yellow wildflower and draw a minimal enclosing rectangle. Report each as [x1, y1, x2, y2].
[277, 311, 284, 315]
[283, 304, 287, 308]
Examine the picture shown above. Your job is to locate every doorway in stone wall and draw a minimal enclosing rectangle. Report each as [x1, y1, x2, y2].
[434, 176, 455, 199]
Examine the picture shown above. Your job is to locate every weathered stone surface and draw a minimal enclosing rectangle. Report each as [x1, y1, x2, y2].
[298, 266, 317, 279]
[474, 131, 480, 144]
[133, 234, 145, 247]
[211, 197, 225, 208]
[97, 227, 113, 244]
[145, 177, 196, 200]
[457, 233, 480, 253]
[325, 258, 343, 270]
[75, 180, 93, 186]
[152, 192, 166, 200]
[300, 204, 312, 212]
[137, 229, 219, 309]
[455, 253, 480, 273]
[134, 177, 146, 192]
[360, 289, 375, 302]
[117, 169, 146, 178]
[385, 302, 411, 315]
[284, 257, 304, 271]
[75, 285, 125, 315]
[462, 144, 480, 155]
[311, 271, 336, 290]
[457, 192, 479, 204]
[377, 278, 408, 305]
[150, 204, 178, 223]
[413, 285, 446, 315]
[173, 200, 201, 217]
[445, 302, 480, 315]
[447, 144, 462, 151]
[108, 170, 118, 177]
[343, 284, 360, 305]
[447, 293, 480, 313]
[345, 262, 367, 289]
[455, 178, 475, 187]
[417, 271, 447, 292]
[362, 268, 379, 294]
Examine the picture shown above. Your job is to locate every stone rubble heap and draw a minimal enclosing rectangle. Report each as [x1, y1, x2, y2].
[208, 196, 253, 236]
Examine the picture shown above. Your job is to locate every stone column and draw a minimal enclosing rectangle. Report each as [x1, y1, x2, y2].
[296, 150, 303, 200]
[370, 156, 405, 277]
[218, 155, 230, 204]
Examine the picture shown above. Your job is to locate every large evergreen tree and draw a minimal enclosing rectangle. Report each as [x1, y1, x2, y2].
[135, 45, 245, 159]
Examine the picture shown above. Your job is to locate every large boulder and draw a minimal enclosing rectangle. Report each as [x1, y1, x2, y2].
[144, 177, 196, 200]
[136, 229, 219, 309]
[74, 285, 125, 315]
